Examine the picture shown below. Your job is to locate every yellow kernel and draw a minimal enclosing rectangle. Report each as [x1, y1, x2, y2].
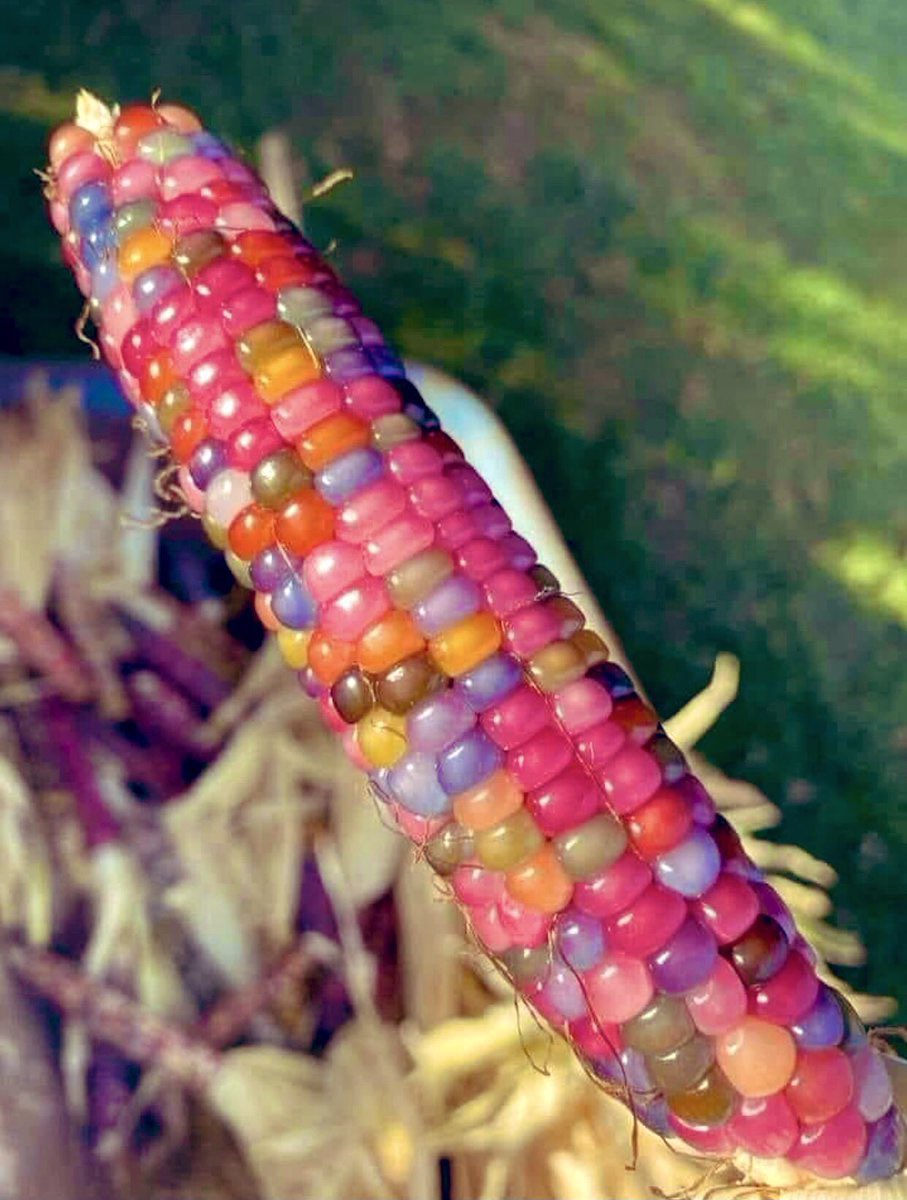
[277, 627, 311, 669]
[428, 612, 501, 677]
[357, 706, 408, 768]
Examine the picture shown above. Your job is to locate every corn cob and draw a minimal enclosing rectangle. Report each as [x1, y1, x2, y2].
[45, 94, 905, 1184]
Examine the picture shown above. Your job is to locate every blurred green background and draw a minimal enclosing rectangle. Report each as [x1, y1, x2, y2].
[2, 1, 906, 1005]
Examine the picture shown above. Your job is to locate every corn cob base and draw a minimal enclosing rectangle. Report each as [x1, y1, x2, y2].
[45, 92, 905, 1186]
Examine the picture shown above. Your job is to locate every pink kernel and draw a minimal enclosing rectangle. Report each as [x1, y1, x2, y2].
[222, 287, 279, 339]
[693, 872, 761, 945]
[575, 721, 626, 770]
[151, 284, 196, 347]
[503, 601, 563, 658]
[408, 474, 463, 520]
[207, 380, 266, 438]
[120, 317, 158, 377]
[111, 157, 158, 205]
[100, 285, 139, 347]
[303, 541, 366, 604]
[178, 466, 206, 514]
[669, 1117, 734, 1156]
[319, 692, 349, 735]
[193, 257, 257, 303]
[344, 375, 402, 420]
[187, 350, 248, 407]
[482, 568, 538, 619]
[447, 464, 493, 508]
[472, 502, 511, 539]
[158, 194, 218, 237]
[436, 509, 478, 551]
[586, 952, 653, 1025]
[456, 537, 509, 582]
[271, 378, 344, 440]
[343, 728, 370, 770]
[790, 1103, 867, 1179]
[573, 851, 652, 919]
[525, 765, 600, 837]
[685, 956, 747, 1035]
[321, 577, 390, 641]
[569, 1014, 623, 1061]
[452, 864, 505, 907]
[606, 883, 686, 957]
[597, 743, 662, 815]
[227, 418, 285, 472]
[553, 678, 614, 734]
[362, 513, 435, 576]
[56, 150, 110, 202]
[386, 440, 443, 484]
[480, 685, 551, 751]
[729, 1092, 799, 1159]
[748, 949, 819, 1023]
[786, 1048, 854, 1125]
[497, 891, 552, 947]
[506, 727, 574, 790]
[500, 532, 536, 569]
[391, 803, 448, 845]
[216, 202, 277, 234]
[160, 155, 223, 201]
[468, 903, 514, 954]
[336, 478, 407, 544]
[171, 314, 230, 374]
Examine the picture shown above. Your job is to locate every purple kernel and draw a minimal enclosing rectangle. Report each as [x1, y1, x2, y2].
[587, 661, 636, 700]
[537, 958, 587, 1022]
[856, 1106, 906, 1183]
[438, 729, 502, 795]
[655, 827, 721, 898]
[250, 545, 299, 592]
[650, 916, 717, 994]
[315, 448, 384, 504]
[407, 690, 476, 754]
[455, 652, 522, 712]
[387, 752, 451, 817]
[270, 574, 317, 630]
[791, 984, 846, 1048]
[555, 909, 607, 971]
[412, 573, 482, 636]
[134, 264, 183, 314]
[188, 438, 228, 490]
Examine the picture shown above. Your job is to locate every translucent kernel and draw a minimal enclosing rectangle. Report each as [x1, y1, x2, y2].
[276, 627, 311, 669]
[715, 1016, 797, 1097]
[357, 707, 408, 768]
[386, 547, 455, 610]
[623, 993, 695, 1056]
[255, 343, 321, 402]
[358, 610, 425, 674]
[647, 1034, 714, 1094]
[236, 319, 301, 371]
[666, 1065, 735, 1127]
[527, 639, 587, 691]
[475, 809, 544, 871]
[506, 845, 574, 914]
[331, 668, 375, 724]
[429, 612, 502, 677]
[454, 770, 524, 832]
[118, 225, 173, 282]
[553, 814, 628, 880]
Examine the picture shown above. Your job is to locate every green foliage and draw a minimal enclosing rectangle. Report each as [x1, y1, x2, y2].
[3, 0, 907, 1002]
